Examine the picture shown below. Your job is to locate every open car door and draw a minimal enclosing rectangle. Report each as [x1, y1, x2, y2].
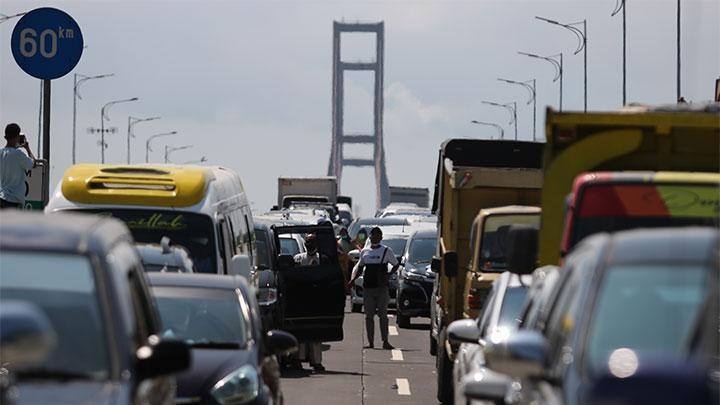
[272, 223, 345, 342]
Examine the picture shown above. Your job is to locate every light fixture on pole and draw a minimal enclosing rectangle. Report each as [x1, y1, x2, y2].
[126, 116, 160, 164]
[164, 145, 193, 164]
[481, 101, 517, 140]
[184, 156, 208, 164]
[73, 73, 113, 164]
[498, 78, 537, 141]
[535, 16, 587, 112]
[145, 131, 178, 163]
[0, 11, 27, 24]
[519, 51, 563, 112]
[98, 97, 138, 163]
[611, 0, 627, 105]
[470, 120, 504, 140]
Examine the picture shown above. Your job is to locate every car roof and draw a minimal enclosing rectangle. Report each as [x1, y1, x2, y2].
[604, 227, 719, 265]
[0, 211, 131, 254]
[410, 228, 438, 239]
[355, 216, 409, 225]
[147, 272, 250, 291]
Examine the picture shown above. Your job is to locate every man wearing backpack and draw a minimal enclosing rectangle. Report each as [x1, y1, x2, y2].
[347, 227, 399, 350]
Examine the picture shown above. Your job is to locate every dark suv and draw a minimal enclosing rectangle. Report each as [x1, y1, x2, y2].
[0, 211, 190, 405]
[396, 229, 437, 328]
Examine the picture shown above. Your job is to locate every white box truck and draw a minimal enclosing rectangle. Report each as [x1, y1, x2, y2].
[277, 176, 338, 208]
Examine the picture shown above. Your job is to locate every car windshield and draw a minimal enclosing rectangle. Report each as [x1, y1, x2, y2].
[144, 264, 186, 273]
[152, 287, 248, 346]
[570, 183, 720, 248]
[497, 287, 528, 330]
[479, 214, 540, 272]
[280, 237, 301, 256]
[408, 237, 436, 265]
[382, 238, 407, 256]
[0, 251, 110, 380]
[584, 263, 709, 376]
[80, 209, 217, 274]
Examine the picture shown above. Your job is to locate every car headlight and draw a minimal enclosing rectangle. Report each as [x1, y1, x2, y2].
[257, 287, 277, 306]
[211, 364, 259, 404]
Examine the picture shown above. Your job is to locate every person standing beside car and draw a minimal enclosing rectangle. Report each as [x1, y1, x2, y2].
[0, 123, 35, 209]
[348, 227, 399, 349]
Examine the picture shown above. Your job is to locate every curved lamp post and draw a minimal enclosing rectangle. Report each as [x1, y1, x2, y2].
[145, 131, 178, 163]
[164, 145, 193, 164]
[611, 0, 627, 105]
[535, 16, 587, 112]
[519, 51, 563, 112]
[73, 73, 113, 163]
[498, 78, 536, 141]
[470, 120, 504, 140]
[481, 100, 517, 140]
[127, 116, 160, 164]
[100, 97, 138, 163]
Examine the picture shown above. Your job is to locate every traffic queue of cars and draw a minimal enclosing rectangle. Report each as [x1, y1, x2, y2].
[430, 104, 720, 404]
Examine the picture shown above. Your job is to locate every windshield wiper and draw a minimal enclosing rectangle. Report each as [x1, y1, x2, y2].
[17, 367, 96, 381]
[189, 341, 241, 349]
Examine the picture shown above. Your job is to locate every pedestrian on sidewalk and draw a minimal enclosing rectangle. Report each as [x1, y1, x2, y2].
[347, 227, 399, 350]
[0, 123, 35, 209]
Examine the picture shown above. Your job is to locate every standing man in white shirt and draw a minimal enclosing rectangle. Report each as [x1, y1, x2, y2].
[348, 227, 400, 349]
[0, 123, 35, 209]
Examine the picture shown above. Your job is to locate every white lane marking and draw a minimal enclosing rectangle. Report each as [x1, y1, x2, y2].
[396, 378, 411, 396]
[389, 326, 399, 336]
[391, 349, 404, 361]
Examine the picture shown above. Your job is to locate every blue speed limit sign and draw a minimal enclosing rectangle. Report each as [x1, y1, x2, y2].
[11, 7, 83, 80]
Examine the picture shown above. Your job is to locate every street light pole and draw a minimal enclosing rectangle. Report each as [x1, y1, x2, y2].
[676, 0, 681, 101]
[482, 100, 517, 140]
[536, 16, 587, 112]
[184, 156, 208, 164]
[470, 120, 504, 140]
[73, 73, 113, 164]
[100, 97, 138, 163]
[519, 51, 563, 112]
[498, 78, 536, 141]
[127, 116, 160, 164]
[611, 0, 627, 105]
[164, 145, 193, 164]
[146, 132, 178, 163]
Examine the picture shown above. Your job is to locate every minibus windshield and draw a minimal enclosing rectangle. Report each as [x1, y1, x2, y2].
[81, 209, 218, 273]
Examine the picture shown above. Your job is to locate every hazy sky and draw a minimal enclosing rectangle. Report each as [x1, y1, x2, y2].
[2, 0, 718, 216]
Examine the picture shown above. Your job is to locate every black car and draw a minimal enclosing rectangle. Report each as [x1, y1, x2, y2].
[148, 273, 297, 405]
[0, 211, 190, 405]
[396, 229, 437, 327]
[485, 227, 720, 405]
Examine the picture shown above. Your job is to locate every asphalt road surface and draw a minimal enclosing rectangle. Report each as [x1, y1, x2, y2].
[280, 299, 440, 405]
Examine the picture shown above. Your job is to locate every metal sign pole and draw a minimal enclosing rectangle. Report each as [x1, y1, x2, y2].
[42, 79, 50, 207]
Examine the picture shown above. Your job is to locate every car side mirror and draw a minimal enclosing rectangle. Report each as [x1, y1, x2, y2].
[462, 369, 511, 403]
[0, 301, 56, 369]
[230, 254, 252, 279]
[505, 225, 538, 275]
[137, 336, 190, 380]
[430, 257, 441, 273]
[447, 319, 480, 345]
[266, 330, 298, 356]
[484, 329, 547, 380]
[443, 251, 459, 278]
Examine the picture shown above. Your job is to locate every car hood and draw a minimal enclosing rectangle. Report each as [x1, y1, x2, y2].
[177, 348, 256, 397]
[15, 380, 125, 405]
[405, 263, 435, 278]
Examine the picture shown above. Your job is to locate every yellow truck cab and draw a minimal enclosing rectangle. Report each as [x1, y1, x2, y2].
[45, 164, 255, 276]
[430, 139, 543, 403]
[539, 103, 720, 265]
[463, 205, 540, 320]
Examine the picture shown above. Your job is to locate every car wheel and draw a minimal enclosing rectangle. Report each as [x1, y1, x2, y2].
[351, 303, 362, 313]
[436, 327, 454, 404]
[397, 313, 410, 328]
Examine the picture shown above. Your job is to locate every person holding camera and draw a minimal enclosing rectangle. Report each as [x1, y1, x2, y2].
[0, 123, 35, 209]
